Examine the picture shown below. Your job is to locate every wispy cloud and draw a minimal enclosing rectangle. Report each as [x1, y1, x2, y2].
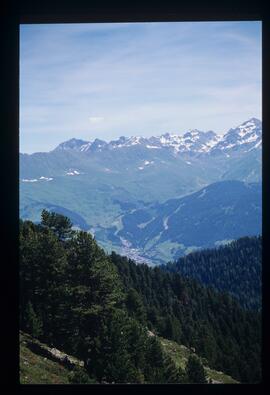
[20, 21, 262, 153]
[89, 116, 104, 124]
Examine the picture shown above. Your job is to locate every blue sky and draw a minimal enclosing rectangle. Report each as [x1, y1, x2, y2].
[20, 21, 262, 153]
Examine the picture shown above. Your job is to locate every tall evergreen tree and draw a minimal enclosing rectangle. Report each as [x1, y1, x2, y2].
[125, 288, 147, 325]
[41, 209, 74, 241]
[186, 355, 208, 384]
[24, 301, 43, 338]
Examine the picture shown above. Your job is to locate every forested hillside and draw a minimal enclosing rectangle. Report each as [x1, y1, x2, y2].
[163, 236, 261, 310]
[112, 253, 261, 383]
[20, 211, 261, 383]
[20, 212, 187, 383]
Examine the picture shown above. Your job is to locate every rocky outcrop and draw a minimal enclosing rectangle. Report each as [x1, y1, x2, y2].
[20, 331, 84, 370]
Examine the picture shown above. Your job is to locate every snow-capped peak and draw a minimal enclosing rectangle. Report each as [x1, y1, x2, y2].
[54, 138, 90, 152]
[236, 118, 261, 136]
[214, 118, 262, 152]
[183, 129, 201, 138]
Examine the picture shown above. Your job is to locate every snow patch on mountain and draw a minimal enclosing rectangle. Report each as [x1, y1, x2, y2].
[143, 160, 154, 166]
[247, 140, 262, 151]
[146, 145, 161, 149]
[163, 216, 169, 230]
[22, 178, 38, 183]
[39, 176, 53, 181]
[80, 142, 92, 152]
[22, 176, 54, 182]
[66, 169, 81, 176]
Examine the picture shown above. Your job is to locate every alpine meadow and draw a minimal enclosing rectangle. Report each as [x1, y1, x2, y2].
[19, 21, 262, 384]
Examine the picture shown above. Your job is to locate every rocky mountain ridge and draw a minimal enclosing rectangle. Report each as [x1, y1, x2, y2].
[52, 117, 261, 156]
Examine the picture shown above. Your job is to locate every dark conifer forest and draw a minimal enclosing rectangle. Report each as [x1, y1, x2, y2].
[20, 211, 261, 384]
[163, 236, 261, 311]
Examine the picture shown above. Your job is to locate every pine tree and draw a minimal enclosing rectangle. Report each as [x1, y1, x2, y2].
[163, 354, 186, 383]
[186, 355, 207, 384]
[125, 288, 147, 325]
[24, 302, 43, 338]
[85, 309, 140, 383]
[20, 220, 67, 344]
[65, 231, 124, 368]
[144, 336, 165, 383]
[41, 209, 74, 241]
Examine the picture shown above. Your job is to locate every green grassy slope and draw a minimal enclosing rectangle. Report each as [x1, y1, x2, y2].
[20, 331, 238, 384]
[159, 336, 239, 384]
[20, 332, 91, 384]
[20, 333, 70, 384]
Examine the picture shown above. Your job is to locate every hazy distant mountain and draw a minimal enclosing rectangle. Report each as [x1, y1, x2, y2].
[20, 118, 262, 264]
[20, 117, 261, 195]
[104, 180, 261, 264]
[52, 117, 261, 155]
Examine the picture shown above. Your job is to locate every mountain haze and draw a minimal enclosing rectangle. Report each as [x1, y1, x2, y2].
[20, 118, 262, 264]
[101, 180, 261, 264]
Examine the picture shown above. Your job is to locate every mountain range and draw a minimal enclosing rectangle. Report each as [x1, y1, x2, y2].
[20, 117, 262, 264]
[52, 117, 261, 155]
